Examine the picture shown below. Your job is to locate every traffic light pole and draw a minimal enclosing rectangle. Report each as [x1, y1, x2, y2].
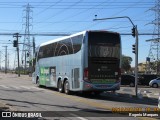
[135, 25, 138, 97]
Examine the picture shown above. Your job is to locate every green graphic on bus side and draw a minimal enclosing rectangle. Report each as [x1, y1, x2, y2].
[92, 79, 116, 84]
[39, 67, 49, 85]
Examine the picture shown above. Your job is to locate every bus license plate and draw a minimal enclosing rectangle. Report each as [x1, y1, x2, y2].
[92, 79, 116, 84]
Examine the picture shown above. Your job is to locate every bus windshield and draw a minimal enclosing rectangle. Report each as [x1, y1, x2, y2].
[88, 31, 120, 59]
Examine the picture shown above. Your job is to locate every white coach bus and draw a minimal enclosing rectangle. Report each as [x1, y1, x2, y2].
[32, 30, 121, 95]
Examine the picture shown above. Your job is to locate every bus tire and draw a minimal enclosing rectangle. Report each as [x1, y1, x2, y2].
[64, 80, 71, 95]
[58, 80, 63, 93]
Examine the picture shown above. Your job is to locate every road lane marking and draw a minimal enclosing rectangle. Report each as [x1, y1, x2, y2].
[31, 86, 43, 90]
[20, 86, 30, 90]
[70, 113, 88, 120]
[0, 85, 9, 89]
[10, 86, 20, 89]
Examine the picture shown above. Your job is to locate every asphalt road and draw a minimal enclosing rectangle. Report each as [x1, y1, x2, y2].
[0, 72, 159, 120]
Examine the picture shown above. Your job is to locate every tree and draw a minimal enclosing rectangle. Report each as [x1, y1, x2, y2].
[149, 61, 160, 74]
[121, 55, 132, 73]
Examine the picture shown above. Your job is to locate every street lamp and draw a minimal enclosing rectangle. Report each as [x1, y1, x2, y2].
[93, 16, 139, 97]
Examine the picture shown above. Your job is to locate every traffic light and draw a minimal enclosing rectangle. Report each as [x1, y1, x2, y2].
[13, 40, 18, 47]
[27, 53, 29, 57]
[132, 44, 136, 54]
[132, 27, 136, 37]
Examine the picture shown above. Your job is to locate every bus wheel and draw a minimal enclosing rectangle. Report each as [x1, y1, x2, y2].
[64, 80, 70, 95]
[58, 80, 63, 93]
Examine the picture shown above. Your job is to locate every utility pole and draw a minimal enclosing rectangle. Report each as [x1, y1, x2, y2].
[25, 51, 26, 74]
[0, 51, 1, 70]
[8, 53, 9, 71]
[32, 36, 35, 73]
[147, 0, 160, 74]
[22, 3, 33, 70]
[2, 46, 7, 74]
[14, 50, 17, 70]
[13, 33, 21, 77]
[33, 37, 35, 57]
[22, 50, 27, 74]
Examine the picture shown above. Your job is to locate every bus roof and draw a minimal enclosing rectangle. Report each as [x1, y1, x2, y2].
[39, 30, 119, 47]
[40, 31, 86, 47]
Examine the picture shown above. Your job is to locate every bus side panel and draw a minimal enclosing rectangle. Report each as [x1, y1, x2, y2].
[69, 51, 82, 91]
[55, 50, 82, 91]
[69, 34, 85, 91]
[37, 51, 83, 90]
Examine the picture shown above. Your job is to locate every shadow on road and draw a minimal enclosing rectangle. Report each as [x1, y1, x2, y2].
[45, 86, 158, 106]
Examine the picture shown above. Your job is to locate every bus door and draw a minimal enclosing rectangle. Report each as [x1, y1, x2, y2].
[72, 68, 80, 89]
[50, 67, 56, 86]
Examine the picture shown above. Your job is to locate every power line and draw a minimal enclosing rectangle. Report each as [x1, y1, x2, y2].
[0, 32, 158, 36]
[36, 0, 84, 23]
[0, 1, 154, 38]
[0, 1, 154, 10]
[0, 2, 154, 5]
[0, 33, 70, 36]
[35, 0, 63, 16]
[38, 0, 113, 32]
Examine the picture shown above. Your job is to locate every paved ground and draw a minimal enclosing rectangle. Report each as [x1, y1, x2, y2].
[116, 86, 160, 99]
[0, 72, 159, 120]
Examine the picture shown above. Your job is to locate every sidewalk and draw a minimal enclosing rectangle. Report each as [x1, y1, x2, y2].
[102, 87, 159, 107]
[117, 87, 160, 99]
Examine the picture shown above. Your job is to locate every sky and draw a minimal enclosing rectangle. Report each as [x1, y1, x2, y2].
[0, 0, 157, 69]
